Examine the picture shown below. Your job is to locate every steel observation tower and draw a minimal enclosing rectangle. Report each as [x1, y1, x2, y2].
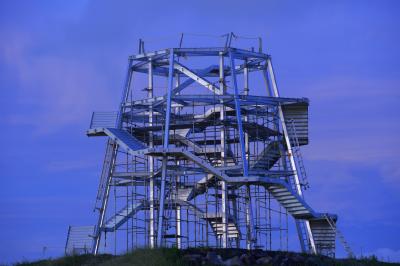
[65, 33, 353, 258]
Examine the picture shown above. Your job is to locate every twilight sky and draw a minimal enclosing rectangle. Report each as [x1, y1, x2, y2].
[1, 0, 400, 263]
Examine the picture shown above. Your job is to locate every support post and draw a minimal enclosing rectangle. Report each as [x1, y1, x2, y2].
[219, 52, 228, 248]
[243, 60, 255, 250]
[65, 225, 71, 255]
[148, 59, 155, 248]
[157, 49, 175, 248]
[266, 58, 316, 254]
[176, 205, 181, 248]
[230, 51, 252, 249]
[229, 50, 248, 176]
[175, 71, 182, 249]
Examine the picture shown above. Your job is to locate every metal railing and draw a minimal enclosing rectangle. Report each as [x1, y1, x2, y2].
[65, 225, 95, 255]
[324, 215, 354, 258]
[89, 111, 118, 129]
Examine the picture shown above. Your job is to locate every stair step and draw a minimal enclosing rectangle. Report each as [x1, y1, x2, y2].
[103, 202, 143, 232]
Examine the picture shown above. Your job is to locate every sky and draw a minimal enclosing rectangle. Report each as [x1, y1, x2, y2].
[0, 0, 400, 263]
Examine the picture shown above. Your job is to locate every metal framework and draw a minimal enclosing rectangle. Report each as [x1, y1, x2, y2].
[66, 35, 352, 258]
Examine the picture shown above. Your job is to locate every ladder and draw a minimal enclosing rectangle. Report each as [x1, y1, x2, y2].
[324, 215, 354, 258]
[288, 120, 309, 189]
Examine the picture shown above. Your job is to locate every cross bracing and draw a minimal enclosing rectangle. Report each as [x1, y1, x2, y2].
[65, 40, 353, 258]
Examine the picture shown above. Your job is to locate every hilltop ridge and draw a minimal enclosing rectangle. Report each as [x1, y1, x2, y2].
[15, 248, 400, 266]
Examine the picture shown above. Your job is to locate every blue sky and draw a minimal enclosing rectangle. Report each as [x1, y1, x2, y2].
[1, 0, 400, 263]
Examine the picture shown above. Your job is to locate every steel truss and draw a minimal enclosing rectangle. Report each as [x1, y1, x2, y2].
[67, 39, 349, 258]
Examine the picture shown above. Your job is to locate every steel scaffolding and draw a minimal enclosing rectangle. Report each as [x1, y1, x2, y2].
[66, 34, 351, 258]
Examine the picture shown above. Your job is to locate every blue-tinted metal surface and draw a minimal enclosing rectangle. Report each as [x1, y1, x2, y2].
[83, 41, 342, 257]
[157, 49, 175, 247]
[229, 51, 249, 177]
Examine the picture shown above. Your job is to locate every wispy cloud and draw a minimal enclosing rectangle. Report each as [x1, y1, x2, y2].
[0, 29, 117, 135]
[295, 76, 400, 192]
[45, 159, 97, 172]
[302, 76, 400, 100]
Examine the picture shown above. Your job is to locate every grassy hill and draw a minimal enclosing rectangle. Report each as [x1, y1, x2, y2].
[14, 248, 400, 266]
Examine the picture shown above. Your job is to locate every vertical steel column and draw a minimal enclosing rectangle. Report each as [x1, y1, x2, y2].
[219, 52, 228, 248]
[65, 226, 71, 255]
[266, 58, 316, 254]
[229, 51, 249, 176]
[148, 59, 155, 248]
[175, 71, 182, 249]
[176, 205, 181, 248]
[157, 49, 175, 247]
[243, 60, 250, 157]
[93, 59, 133, 255]
[230, 51, 251, 249]
[230, 51, 253, 249]
[243, 60, 254, 250]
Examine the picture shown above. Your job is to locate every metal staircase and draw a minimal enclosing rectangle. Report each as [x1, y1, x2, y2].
[103, 132, 314, 221]
[268, 185, 313, 218]
[93, 126, 341, 256]
[88, 128, 146, 153]
[91, 128, 146, 212]
[204, 214, 240, 239]
[282, 119, 315, 254]
[250, 141, 281, 170]
[103, 202, 144, 232]
[174, 188, 194, 201]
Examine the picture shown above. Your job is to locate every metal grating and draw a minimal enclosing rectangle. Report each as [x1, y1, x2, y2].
[282, 102, 309, 145]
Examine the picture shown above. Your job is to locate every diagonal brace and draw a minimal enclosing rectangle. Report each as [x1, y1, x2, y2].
[174, 61, 222, 95]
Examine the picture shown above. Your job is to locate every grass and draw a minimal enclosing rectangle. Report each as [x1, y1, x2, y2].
[100, 248, 185, 266]
[14, 249, 185, 266]
[13, 248, 400, 266]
